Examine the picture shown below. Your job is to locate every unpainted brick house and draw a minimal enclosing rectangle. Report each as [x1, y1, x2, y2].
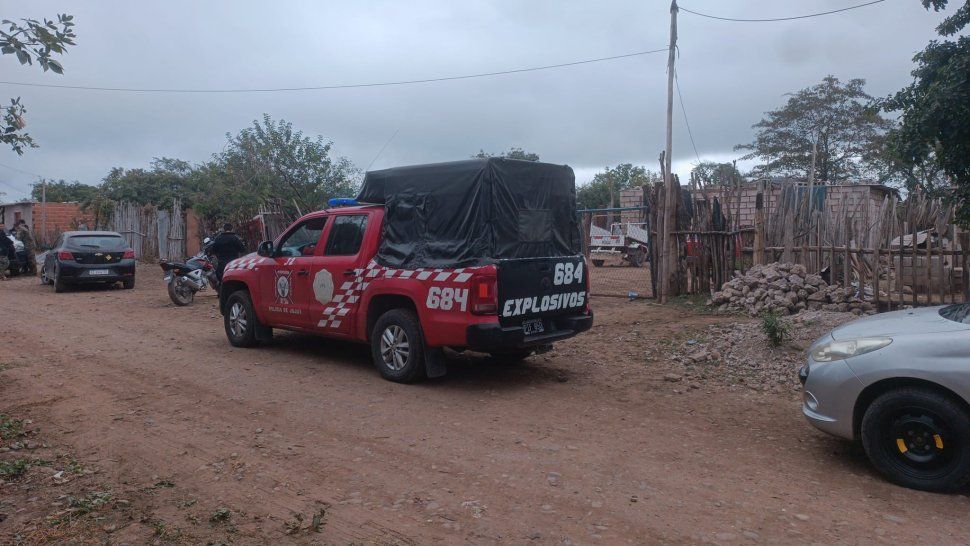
[618, 178, 899, 229]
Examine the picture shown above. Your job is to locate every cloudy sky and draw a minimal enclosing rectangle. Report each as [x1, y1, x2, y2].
[0, 0, 953, 201]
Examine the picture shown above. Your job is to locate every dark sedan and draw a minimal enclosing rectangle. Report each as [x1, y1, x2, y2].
[41, 231, 136, 292]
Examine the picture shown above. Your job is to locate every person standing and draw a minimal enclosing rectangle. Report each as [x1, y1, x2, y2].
[209, 222, 246, 283]
[0, 222, 14, 281]
[14, 220, 36, 274]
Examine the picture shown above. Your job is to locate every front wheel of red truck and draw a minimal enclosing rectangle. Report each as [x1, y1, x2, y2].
[371, 309, 426, 383]
[224, 290, 268, 348]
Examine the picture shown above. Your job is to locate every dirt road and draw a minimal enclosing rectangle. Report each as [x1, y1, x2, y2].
[1, 271, 968, 544]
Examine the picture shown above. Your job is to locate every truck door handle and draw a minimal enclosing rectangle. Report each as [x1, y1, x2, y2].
[343, 269, 355, 276]
[296, 269, 309, 276]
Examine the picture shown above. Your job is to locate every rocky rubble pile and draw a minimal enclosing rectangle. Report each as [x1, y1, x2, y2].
[710, 262, 875, 316]
[664, 311, 858, 391]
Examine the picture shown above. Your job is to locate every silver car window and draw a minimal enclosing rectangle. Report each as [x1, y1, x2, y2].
[940, 304, 970, 324]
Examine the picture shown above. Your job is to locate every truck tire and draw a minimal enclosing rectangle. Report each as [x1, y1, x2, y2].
[371, 308, 426, 383]
[123, 278, 135, 290]
[861, 387, 970, 492]
[224, 290, 263, 348]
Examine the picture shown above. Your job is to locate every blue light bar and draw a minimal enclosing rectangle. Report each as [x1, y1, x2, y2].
[328, 198, 359, 207]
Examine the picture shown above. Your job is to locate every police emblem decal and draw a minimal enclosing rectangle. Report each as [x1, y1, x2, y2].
[275, 270, 293, 304]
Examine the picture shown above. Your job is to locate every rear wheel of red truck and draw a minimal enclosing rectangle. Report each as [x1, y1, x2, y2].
[371, 309, 426, 383]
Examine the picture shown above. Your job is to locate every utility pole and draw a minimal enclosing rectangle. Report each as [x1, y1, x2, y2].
[658, 0, 678, 303]
[41, 178, 47, 246]
[607, 169, 614, 227]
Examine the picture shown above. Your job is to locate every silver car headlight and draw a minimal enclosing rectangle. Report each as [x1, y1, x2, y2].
[811, 337, 892, 362]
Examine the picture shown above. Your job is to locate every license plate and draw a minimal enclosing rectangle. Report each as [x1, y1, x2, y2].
[89, 269, 110, 276]
[523, 319, 545, 335]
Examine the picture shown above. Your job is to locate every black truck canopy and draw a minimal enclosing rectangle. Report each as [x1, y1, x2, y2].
[356, 158, 581, 269]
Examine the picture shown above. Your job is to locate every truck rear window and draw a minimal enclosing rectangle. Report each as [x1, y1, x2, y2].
[325, 215, 368, 256]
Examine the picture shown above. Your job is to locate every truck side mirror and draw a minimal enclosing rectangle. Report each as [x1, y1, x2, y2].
[257, 240, 274, 257]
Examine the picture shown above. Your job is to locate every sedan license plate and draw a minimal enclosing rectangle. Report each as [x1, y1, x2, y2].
[523, 319, 545, 335]
[89, 269, 110, 276]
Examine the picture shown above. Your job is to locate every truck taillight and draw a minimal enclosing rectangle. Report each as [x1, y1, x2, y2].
[470, 274, 498, 315]
[123, 249, 135, 259]
[57, 250, 74, 261]
[583, 257, 590, 312]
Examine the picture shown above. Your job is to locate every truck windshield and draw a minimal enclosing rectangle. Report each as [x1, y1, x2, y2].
[940, 304, 970, 324]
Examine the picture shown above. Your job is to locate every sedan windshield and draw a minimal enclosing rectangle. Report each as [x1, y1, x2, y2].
[940, 304, 970, 324]
[66, 235, 126, 250]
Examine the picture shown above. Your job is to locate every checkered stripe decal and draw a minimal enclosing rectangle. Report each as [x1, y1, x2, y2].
[316, 260, 482, 329]
[225, 257, 266, 271]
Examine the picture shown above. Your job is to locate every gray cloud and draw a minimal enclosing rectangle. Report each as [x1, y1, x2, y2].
[0, 0, 949, 200]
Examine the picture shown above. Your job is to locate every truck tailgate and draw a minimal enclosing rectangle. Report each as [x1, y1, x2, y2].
[496, 256, 588, 326]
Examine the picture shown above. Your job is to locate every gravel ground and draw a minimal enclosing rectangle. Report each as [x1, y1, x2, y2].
[661, 311, 861, 391]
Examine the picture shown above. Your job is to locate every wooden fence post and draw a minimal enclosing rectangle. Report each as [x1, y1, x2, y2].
[753, 184, 765, 266]
[961, 232, 970, 302]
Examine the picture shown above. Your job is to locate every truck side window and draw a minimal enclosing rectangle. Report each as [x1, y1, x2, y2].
[278, 217, 327, 257]
[325, 215, 368, 256]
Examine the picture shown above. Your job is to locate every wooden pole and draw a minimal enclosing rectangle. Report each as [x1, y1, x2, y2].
[753, 181, 765, 266]
[842, 222, 851, 289]
[874, 245, 881, 309]
[924, 234, 933, 305]
[911, 222, 919, 307]
[658, 0, 678, 303]
[961, 232, 970, 302]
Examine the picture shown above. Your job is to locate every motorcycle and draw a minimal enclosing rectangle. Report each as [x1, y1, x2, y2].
[160, 237, 219, 306]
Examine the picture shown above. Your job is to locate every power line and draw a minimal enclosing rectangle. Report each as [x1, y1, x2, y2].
[0, 161, 42, 178]
[674, 72, 700, 165]
[0, 162, 42, 198]
[0, 48, 670, 94]
[679, 0, 887, 23]
[365, 129, 400, 172]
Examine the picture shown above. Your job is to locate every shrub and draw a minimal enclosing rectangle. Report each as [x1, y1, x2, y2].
[761, 311, 790, 347]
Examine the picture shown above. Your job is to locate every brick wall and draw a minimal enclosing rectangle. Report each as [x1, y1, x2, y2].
[32, 203, 93, 244]
[695, 184, 891, 228]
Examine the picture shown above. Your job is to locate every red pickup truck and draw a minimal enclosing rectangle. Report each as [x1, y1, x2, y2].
[219, 159, 593, 382]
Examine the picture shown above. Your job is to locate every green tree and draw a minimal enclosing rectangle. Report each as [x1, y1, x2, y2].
[473, 147, 540, 161]
[883, 0, 970, 223]
[577, 163, 661, 210]
[30, 179, 98, 203]
[99, 158, 193, 207]
[213, 115, 359, 222]
[1, 14, 75, 154]
[737, 76, 892, 182]
[689, 161, 742, 187]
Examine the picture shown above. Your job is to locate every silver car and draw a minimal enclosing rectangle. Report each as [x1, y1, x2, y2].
[801, 304, 970, 492]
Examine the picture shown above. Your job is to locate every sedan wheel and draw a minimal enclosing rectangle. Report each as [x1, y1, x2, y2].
[862, 387, 970, 492]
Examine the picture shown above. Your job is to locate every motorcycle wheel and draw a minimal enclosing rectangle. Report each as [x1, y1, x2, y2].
[168, 277, 196, 306]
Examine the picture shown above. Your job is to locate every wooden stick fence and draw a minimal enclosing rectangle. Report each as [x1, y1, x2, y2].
[646, 178, 968, 308]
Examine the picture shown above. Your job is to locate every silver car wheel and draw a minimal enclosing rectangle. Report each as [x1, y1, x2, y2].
[229, 301, 248, 338]
[380, 325, 410, 371]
